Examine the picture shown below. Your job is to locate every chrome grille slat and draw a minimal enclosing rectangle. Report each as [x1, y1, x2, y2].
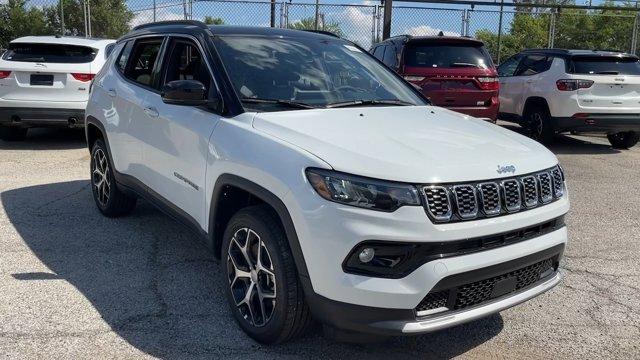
[478, 182, 501, 216]
[537, 172, 553, 203]
[521, 176, 539, 208]
[422, 186, 452, 221]
[421, 165, 565, 223]
[452, 185, 478, 219]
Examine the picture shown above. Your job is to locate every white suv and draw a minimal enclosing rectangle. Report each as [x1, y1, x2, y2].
[86, 21, 570, 343]
[0, 36, 115, 140]
[498, 49, 640, 148]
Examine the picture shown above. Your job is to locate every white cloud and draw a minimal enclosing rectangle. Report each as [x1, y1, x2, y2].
[403, 25, 459, 37]
[130, 7, 185, 28]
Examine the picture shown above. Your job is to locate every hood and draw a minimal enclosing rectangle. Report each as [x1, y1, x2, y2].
[252, 106, 558, 183]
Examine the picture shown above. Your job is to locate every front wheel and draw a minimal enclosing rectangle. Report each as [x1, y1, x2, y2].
[221, 205, 312, 344]
[0, 127, 27, 141]
[607, 131, 639, 149]
[90, 139, 137, 217]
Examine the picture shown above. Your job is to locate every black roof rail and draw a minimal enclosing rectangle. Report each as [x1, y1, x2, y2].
[301, 29, 340, 38]
[132, 20, 208, 31]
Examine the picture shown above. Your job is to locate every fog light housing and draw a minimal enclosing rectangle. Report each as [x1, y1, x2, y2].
[358, 248, 375, 263]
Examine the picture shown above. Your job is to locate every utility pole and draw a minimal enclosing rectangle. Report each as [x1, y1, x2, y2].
[271, 0, 276, 27]
[315, 0, 320, 30]
[60, 0, 65, 35]
[382, 0, 392, 40]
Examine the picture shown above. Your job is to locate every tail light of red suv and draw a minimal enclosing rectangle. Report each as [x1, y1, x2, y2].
[556, 79, 594, 91]
[477, 76, 499, 90]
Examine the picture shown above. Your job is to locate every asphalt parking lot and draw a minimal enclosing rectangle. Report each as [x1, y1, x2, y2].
[0, 123, 639, 359]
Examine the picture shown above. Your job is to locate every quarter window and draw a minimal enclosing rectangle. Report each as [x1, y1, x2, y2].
[124, 38, 163, 87]
[498, 55, 521, 77]
[382, 45, 397, 68]
[372, 45, 385, 60]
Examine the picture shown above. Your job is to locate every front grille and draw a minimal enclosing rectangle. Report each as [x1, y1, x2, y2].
[421, 165, 564, 223]
[415, 255, 558, 316]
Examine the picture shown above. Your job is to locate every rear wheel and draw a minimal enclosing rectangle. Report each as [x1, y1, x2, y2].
[90, 139, 137, 217]
[607, 131, 639, 149]
[222, 205, 312, 344]
[0, 127, 28, 141]
[523, 105, 554, 144]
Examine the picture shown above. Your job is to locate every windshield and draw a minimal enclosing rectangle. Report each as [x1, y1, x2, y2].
[3, 43, 97, 63]
[404, 43, 492, 69]
[212, 35, 425, 111]
[569, 56, 640, 75]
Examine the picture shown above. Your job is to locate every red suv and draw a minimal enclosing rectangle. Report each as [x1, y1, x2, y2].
[371, 35, 499, 122]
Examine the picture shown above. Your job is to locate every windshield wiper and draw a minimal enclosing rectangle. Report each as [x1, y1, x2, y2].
[450, 62, 480, 68]
[241, 98, 318, 109]
[325, 99, 415, 108]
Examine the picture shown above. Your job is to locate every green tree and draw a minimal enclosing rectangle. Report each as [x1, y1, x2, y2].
[44, 0, 133, 39]
[288, 16, 343, 37]
[0, 0, 51, 48]
[203, 16, 225, 25]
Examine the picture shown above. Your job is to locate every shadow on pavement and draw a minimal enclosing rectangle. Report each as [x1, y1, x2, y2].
[498, 122, 620, 155]
[0, 128, 86, 150]
[2, 180, 503, 358]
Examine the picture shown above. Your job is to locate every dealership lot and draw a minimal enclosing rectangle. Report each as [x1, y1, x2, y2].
[0, 125, 638, 359]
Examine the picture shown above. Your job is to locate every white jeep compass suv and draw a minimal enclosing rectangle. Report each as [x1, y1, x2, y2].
[85, 21, 570, 343]
[0, 36, 115, 140]
[498, 49, 640, 148]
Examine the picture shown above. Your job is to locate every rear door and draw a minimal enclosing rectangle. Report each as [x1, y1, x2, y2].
[401, 41, 497, 108]
[568, 55, 640, 111]
[0, 43, 97, 102]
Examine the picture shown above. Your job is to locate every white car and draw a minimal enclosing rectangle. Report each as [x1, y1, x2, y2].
[0, 36, 115, 140]
[86, 22, 569, 343]
[498, 49, 640, 148]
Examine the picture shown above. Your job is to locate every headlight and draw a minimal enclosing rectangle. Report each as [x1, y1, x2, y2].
[306, 168, 421, 212]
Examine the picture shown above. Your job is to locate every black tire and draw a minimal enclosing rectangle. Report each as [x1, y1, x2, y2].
[0, 127, 28, 141]
[607, 131, 639, 150]
[221, 205, 313, 344]
[523, 105, 555, 144]
[90, 139, 137, 217]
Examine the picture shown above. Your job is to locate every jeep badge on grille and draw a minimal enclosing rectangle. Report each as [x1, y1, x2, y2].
[497, 164, 516, 174]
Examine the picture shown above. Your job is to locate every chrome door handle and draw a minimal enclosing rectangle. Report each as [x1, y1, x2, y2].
[144, 106, 159, 118]
[106, 88, 116, 98]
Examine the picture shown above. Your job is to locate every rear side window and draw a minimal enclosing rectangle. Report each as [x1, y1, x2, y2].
[372, 46, 384, 60]
[2, 43, 97, 63]
[123, 39, 163, 88]
[382, 45, 397, 68]
[569, 56, 640, 75]
[404, 43, 493, 69]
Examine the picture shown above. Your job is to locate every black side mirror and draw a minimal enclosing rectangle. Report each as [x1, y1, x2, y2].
[161, 80, 208, 106]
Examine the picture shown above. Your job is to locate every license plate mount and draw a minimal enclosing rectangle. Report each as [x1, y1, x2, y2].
[30, 74, 54, 86]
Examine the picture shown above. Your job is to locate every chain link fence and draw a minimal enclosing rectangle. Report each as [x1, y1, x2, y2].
[1, 0, 639, 61]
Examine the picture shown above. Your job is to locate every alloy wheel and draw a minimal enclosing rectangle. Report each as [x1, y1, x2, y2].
[92, 148, 111, 207]
[227, 227, 277, 327]
[531, 112, 543, 138]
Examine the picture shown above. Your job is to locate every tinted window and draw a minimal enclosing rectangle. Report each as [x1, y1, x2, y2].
[404, 43, 492, 69]
[498, 55, 521, 77]
[515, 55, 552, 76]
[382, 45, 395, 67]
[116, 41, 134, 73]
[105, 43, 115, 59]
[2, 43, 96, 63]
[213, 36, 424, 110]
[124, 39, 163, 87]
[163, 39, 211, 88]
[372, 46, 384, 60]
[569, 56, 640, 75]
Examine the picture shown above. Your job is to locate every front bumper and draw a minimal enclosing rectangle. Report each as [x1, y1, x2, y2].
[0, 107, 85, 128]
[303, 243, 563, 336]
[553, 113, 640, 133]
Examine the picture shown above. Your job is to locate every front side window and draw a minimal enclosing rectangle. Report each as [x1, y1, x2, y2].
[163, 39, 211, 88]
[568, 56, 640, 75]
[212, 35, 425, 111]
[2, 43, 96, 63]
[124, 38, 163, 87]
[515, 55, 552, 76]
[116, 41, 134, 73]
[404, 43, 493, 69]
